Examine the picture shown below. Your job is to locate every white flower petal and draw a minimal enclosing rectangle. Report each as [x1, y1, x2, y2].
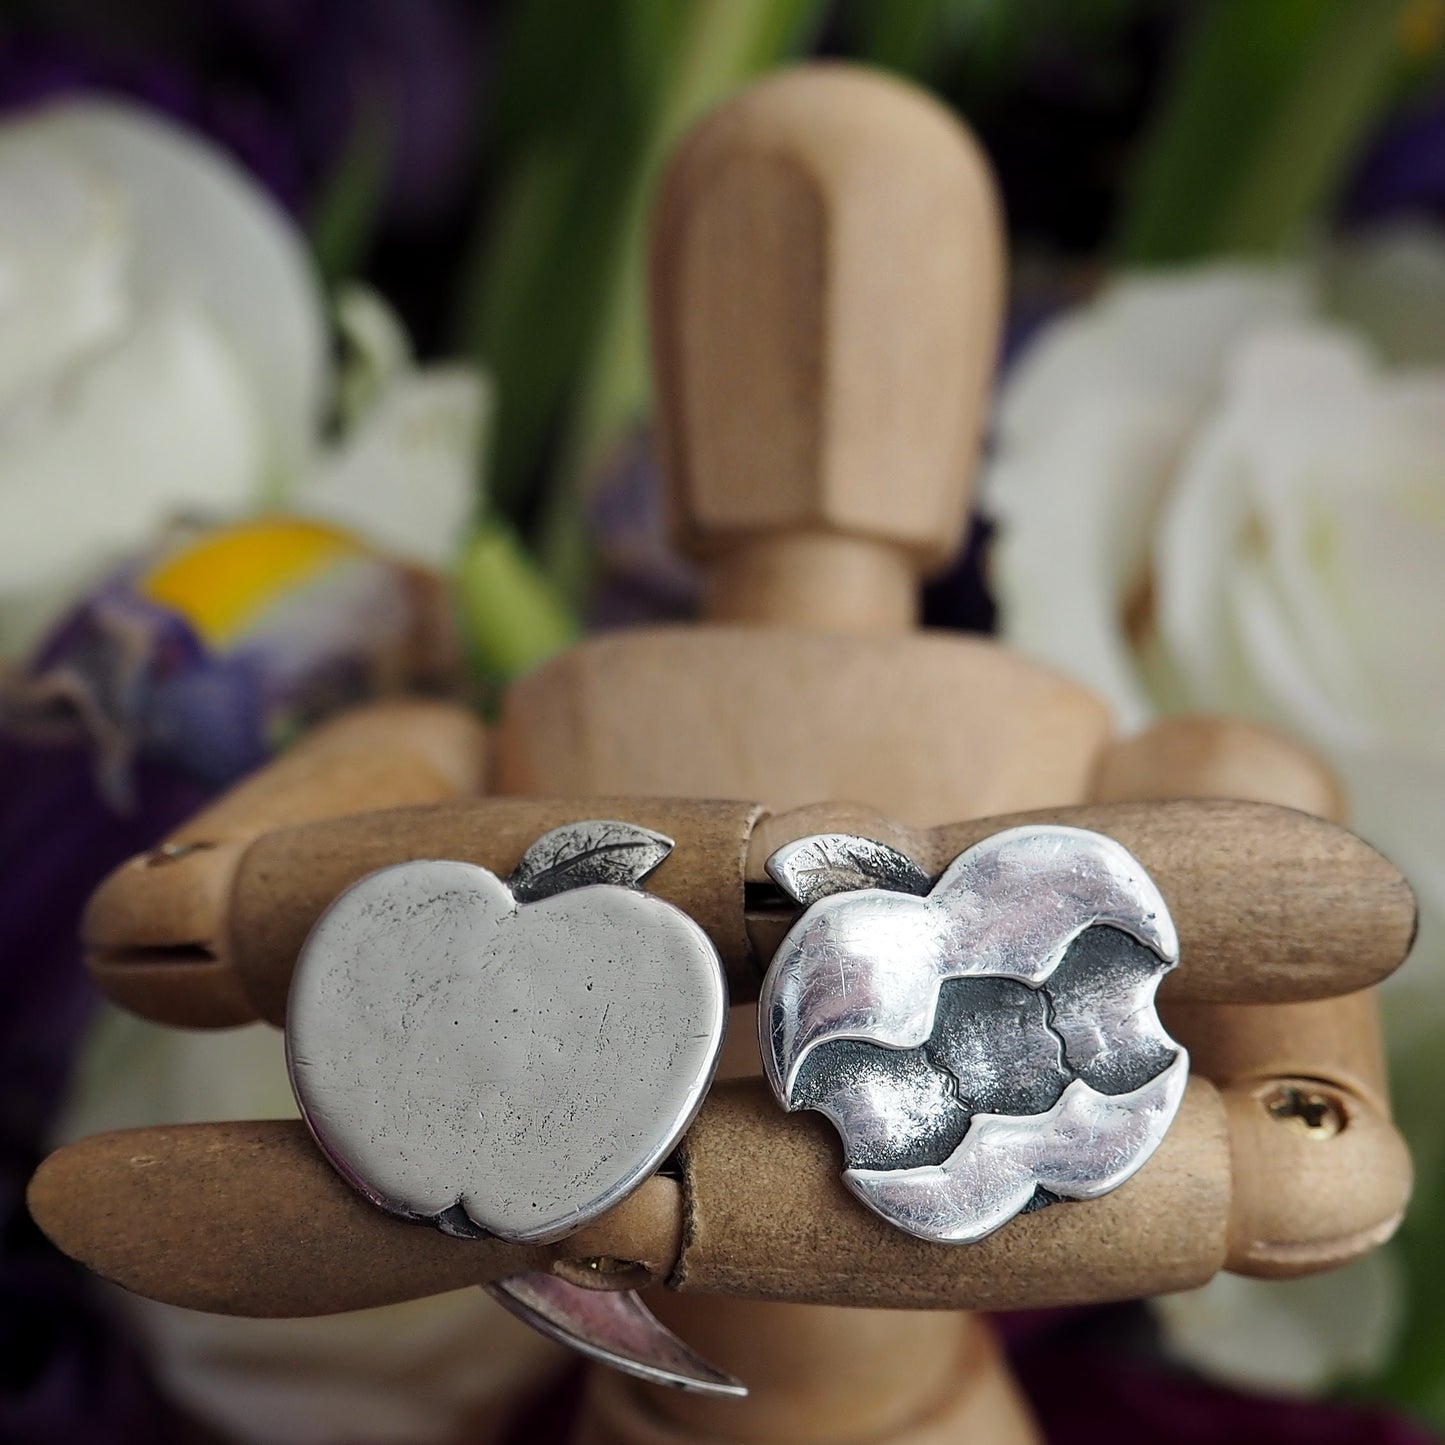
[1223, 556, 1374, 754]
[18, 99, 327, 486]
[992, 266, 1307, 445]
[1154, 326, 1386, 728]
[1148, 407, 1256, 711]
[989, 256, 1445, 1406]
[989, 391, 1194, 728]
[297, 368, 488, 567]
[334, 283, 414, 430]
[1339, 746, 1445, 990]
[1321, 224, 1445, 367]
[986, 268, 1309, 732]
[1154, 1251, 1401, 1394]
[0, 297, 263, 659]
[0, 140, 128, 399]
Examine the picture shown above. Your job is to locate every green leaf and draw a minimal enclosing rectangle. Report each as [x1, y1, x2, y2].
[308, 94, 394, 285]
[1117, 0, 1412, 264]
[846, 0, 950, 75]
[457, 521, 578, 680]
[534, 0, 827, 597]
[455, 2, 658, 519]
[839, 0, 1143, 98]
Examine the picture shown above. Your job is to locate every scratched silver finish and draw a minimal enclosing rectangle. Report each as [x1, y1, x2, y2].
[767, 832, 931, 907]
[760, 825, 1186, 1244]
[286, 822, 726, 1246]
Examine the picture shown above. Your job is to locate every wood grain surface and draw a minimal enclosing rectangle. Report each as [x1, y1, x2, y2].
[83, 795, 1414, 1027]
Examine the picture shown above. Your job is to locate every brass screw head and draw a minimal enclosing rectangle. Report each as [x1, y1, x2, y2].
[1260, 1082, 1347, 1140]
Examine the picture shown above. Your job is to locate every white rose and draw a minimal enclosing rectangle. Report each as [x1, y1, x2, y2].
[0, 100, 485, 662]
[984, 228, 1445, 1395]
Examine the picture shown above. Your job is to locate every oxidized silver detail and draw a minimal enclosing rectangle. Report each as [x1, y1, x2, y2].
[760, 825, 1187, 1244]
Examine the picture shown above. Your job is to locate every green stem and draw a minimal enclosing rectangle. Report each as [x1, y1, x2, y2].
[1117, 0, 1410, 265]
[535, 0, 826, 599]
[1218, 0, 1409, 254]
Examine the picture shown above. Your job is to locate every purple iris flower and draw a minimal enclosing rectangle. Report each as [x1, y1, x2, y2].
[1343, 88, 1445, 226]
[212, 0, 490, 228]
[0, 31, 308, 211]
[0, 0, 493, 227]
[0, 739, 209, 1443]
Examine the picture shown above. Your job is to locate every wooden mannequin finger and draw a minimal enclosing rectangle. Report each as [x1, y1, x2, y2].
[83, 795, 1413, 1028]
[28, 1121, 683, 1316]
[32, 1076, 1409, 1319]
[1220, 1077, 1410, 1277]
[84, 699, 489, 1026]
[32, 1080, 1227, 1318]
[86, 797, 762, 1028]
[1090, 717, 1394, 1098]
[668, 1078, 1404, 1303]
[769, 797, 1416, 1007]
[1164, 991, 1390, 1115]
[1091, 715, 1409, 1271]
[668, 1079, 1232, 1309]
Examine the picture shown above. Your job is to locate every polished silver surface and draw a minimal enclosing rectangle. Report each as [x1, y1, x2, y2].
[488, 1274, 746, 1397]
[759, 825, 1186, 1244]
[286, 822, 727, 1245]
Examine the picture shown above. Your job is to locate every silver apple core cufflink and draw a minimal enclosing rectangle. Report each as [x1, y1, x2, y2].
[285, 820, 743, 1396]
[758, 824, 1188, 1245]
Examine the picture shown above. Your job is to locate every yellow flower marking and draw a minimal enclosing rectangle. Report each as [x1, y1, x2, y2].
[140, 517, 363, 646]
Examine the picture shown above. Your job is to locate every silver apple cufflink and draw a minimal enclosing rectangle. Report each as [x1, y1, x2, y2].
[285, 820, 743, 1396]
[758, 824, 1188, 1245]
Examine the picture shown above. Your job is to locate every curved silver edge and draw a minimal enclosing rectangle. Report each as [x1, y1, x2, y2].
[487, 1274, 747, 1397]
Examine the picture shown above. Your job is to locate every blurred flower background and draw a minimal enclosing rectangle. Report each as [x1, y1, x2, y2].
[3, 1, 1445, 1442]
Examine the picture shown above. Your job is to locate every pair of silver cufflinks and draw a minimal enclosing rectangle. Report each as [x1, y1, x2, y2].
[285, 820, 1187, 1395]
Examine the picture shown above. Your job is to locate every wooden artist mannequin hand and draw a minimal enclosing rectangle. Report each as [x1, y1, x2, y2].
[34, 66, 1414, 1445]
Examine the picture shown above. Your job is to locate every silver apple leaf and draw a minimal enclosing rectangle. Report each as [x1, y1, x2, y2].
[766, 833, 931, 907]
[510, 820, 675, 903]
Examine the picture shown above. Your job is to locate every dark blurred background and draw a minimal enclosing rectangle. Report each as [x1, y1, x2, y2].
[5, 4, 1445, 1443]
